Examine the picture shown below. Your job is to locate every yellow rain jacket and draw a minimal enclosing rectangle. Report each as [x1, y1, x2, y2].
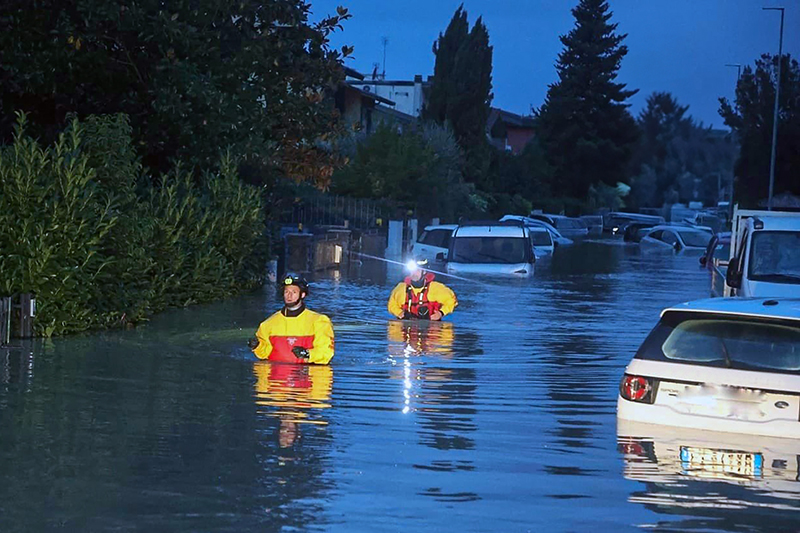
[252, 305, 334, 364]
[387, 273, 458, 319]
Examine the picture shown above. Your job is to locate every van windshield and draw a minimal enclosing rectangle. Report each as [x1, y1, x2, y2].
[749, 231, 800, 284]
[634, 311, 800, 374]
[450, 236, 528, 264]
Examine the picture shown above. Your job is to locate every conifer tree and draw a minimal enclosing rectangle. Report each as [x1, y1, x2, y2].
[424, 6, 493, 189]
[537, 0, 638, 200]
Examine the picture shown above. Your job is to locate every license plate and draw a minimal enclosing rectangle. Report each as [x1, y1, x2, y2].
[680, 446, 763, 479]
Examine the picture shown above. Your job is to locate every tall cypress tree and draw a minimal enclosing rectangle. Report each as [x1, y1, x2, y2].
[424, 6, 493, 189]
[537, 0, 638, 200]
[423, 6, 469, 125]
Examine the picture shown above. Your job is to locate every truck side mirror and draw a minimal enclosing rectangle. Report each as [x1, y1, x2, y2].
[726, 257, 741, 289]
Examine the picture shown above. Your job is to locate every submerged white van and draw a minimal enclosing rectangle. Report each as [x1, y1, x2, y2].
[440, 221, 536, 276]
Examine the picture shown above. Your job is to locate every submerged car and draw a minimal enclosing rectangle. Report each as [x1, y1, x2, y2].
[411, 224, 457, 262]
[617, 297, 800, 438]
[604, 212, 666, 235]
[442, 220, 536, 276]
[529, 227, 555, 257]
[498, 215, 573, 247]
[528, 213, 589, 239]
[579, 215, 604, 236]
[639, 225, 712, 252]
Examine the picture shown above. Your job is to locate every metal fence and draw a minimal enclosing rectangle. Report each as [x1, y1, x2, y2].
[0, 297, 10, 346]
[281, 194, 398, 231]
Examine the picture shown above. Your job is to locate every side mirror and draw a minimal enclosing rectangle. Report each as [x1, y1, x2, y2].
[699, 256, 707, 267]
[553, 240, 559, 249]
[435, 252, 446, 262]
[726, 257, 741, 289]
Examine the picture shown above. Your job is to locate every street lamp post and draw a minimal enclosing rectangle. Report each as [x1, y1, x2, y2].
[725, 64, 742, 207]
[763, 6, 785, 211]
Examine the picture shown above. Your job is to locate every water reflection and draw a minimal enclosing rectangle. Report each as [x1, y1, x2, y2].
[385, 320, 480, 502]
[252, 362, 333, 447]
[618, 421, 800, 530]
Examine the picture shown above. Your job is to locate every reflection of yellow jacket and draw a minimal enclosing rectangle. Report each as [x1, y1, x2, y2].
[253, 363, 333, 411]
[387, 275, 458, 318]
[387, 320, 455, 356]
[252, 306, 334, 364]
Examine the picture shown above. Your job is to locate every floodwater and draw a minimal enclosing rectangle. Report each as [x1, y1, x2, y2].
[1, 240, 799, 532]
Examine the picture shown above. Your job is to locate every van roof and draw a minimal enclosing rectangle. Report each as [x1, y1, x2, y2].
[454, 225, 529, 238]
[663, 297, 800, 322]
[747, 216, 800, 231]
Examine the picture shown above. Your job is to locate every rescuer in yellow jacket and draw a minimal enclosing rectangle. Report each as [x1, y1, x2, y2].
[249, 273, 334, 364]
[387, 259, 458, 320]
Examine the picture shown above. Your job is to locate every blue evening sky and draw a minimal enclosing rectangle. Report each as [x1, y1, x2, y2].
[317, 0, 800, 129]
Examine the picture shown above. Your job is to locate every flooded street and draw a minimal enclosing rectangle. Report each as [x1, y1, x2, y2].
[2, 240, 799, 532]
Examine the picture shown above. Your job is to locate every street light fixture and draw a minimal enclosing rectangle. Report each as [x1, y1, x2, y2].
[763, 6, 785, 211]
[725, 63, 742, 81]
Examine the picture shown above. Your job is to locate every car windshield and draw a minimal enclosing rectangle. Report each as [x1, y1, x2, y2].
[678, 230, 711, 248]
[635, 312, 800, 374]
[530, 232, 551, 246]
[450, 236, 527, 264]
[749, 231, 800, 283]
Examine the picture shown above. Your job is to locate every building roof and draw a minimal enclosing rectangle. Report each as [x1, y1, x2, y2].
[372, 104, 415, 124]
[488, 107, 536, 130]
[343, 66, 365, 80]
[343, 82, 395, 106]
[664, 297, 800, 322]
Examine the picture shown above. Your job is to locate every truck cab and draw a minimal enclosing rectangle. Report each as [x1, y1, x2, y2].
[723, 208, 800, 297]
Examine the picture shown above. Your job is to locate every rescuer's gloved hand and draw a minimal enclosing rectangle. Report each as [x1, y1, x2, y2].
[247, 337, 260, 350]
[292, 346, 310, 359]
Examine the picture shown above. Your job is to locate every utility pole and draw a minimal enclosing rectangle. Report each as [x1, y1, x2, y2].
[763, 7, 785, 211]
[725, 64, 742, 206]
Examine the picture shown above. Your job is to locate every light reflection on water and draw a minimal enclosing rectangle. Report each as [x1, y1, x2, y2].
[1, 240, 798, 532]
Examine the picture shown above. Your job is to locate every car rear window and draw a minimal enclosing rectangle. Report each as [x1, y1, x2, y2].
[635, 311, 800, 374]
[530, 231, 551, 246]
[419, 229, 451, 248]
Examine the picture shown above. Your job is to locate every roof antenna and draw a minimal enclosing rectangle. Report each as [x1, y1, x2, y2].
[381, 36, 389, 80]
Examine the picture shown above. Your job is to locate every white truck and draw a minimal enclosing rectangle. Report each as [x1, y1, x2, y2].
[720, 207, 800, 297]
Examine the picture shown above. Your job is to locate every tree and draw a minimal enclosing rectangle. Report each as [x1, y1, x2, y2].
[536, 0, 638, 200]
[719, 54, 800, 207]
[331, 123, 473, 220]
[0, 0, 351, 183]
[423, 6, 493, 190]
[629, 92, 735, 208]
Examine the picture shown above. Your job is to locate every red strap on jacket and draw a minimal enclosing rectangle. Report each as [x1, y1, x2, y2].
[402, 273, 441, 317]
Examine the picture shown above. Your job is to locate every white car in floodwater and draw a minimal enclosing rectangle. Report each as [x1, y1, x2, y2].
[499, 214, 573, 247]
[617, 297, 800, 439]
[411, 224, 457, 262]
[529, 227, 555, 258]
[442, 221, 536, 276]
[639, 225, 712, 253]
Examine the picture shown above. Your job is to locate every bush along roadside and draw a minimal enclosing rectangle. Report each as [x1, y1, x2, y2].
[0, 113, 267, 337]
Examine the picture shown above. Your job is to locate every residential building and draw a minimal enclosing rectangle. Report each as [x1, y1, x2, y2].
[487, 107, 536, 154]
[348, 75, 430, 118]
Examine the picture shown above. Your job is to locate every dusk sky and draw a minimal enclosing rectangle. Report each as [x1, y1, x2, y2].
[318, 0, 800, 129]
